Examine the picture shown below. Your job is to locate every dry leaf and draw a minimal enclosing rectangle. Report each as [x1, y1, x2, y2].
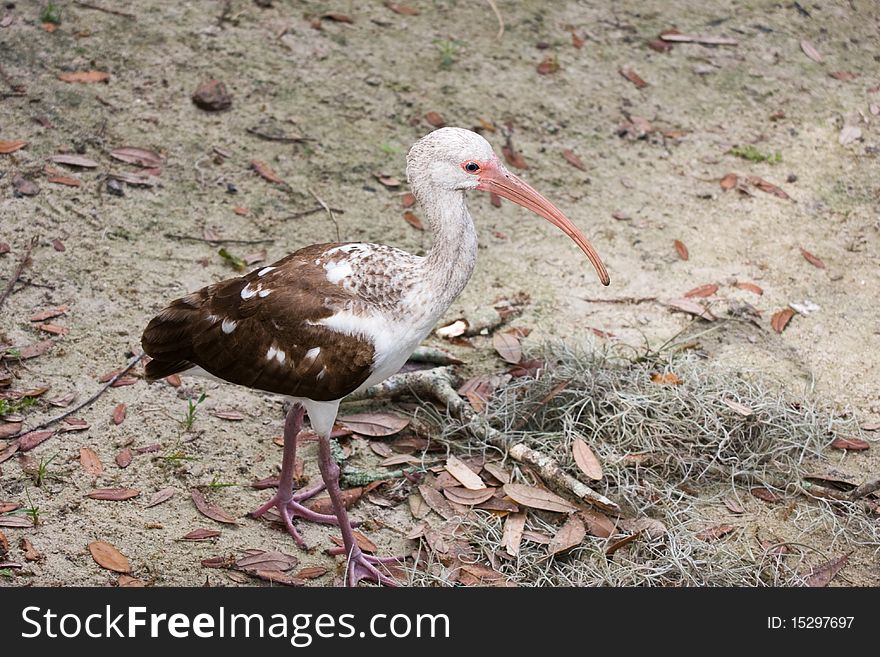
[295, 566, 329, 579]
[748, 176, 790, 199]
[606, 533, 641, 555]
[830, 437, 869, 451]
[799, 39, 823, 63]
[771, 308, 795, 334]
[213, 410, 245, 421]
[800, 248, 826, 269]
[536, 57, 560, 75]
[59, 70, 110, 84]
[829, 71, 856, 81]
[735, 281, 763, 295]
[0, 140, 27, 154]
[571, 32, 585, 49]
[37, 323, 68, 335]
[502, 512, 526, 556]
[651, 372, 683, 385]
[402, 211, 424, 230]
[503, 483, 576, 513]
[182, 529, 221, 541]
[580, 509, 616, 538]
[483, 462, 510, 485]
[571, 438, 603, 480]
[696, 524, 737, 541]
[376, 175, 401, 188]
[88, 488, 140, 501]
[443, 486, 495, 506]
[562, 149, 586, 171]
[306, 487, 362, 515]
[111, 403, 127, 425]
[673, 239, 689, 261]
[145, 487, 175, 508]
[401, 192, 416, 208]
[115, 448, 133, 469]
[79, 447, 103, 475]
[684, 283, 718, 298]
[385, 2, 419, 16]
[236, 549, 299, 571]
[337, 412, 409, 437]
[0, 515, 32, 528]
[805, 554, 848, 587]
[250, 160, 283, 184]
[89, 541, 130, 573]
[118, 575, 145, 587]
[191, 489, 237, 524]
[722, 398, 754, 416]
[445, 454, 486, 491]
[50, 175, 82, 186]
[719, 173, 738, 190]
[109, 147, 163, 168]
[417, 484, 456, 520]
[20, 538, 41, 561]
[723, 497, 744, 514]
[492, 331, 522, 364]
[666, 298, 716, 321]
[48, 154, 99, 168]
[750, 487, 780, 503]
[330, 531, 376, 554]
[548, 515, 586, 555]
[619, 67, 648, 88]
[424, 111, 445, 128]
[18, 431, 54, 451]
[320, 12, 353, 23]
[501, 144, 528, 169]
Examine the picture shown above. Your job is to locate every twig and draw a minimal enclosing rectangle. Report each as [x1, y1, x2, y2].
[308, 187, 340, 242]
[285, 206, 345, 220]
[8, 353, 145, 439]
[74, 1, 137, 19]
[163, 233, 274, 245]
[484, 0, 504, 40]
[850, 478, 880, 500]
[0, 236, 37, 312]
[581, 296, 658, 304]
[346, 367, 620, 514]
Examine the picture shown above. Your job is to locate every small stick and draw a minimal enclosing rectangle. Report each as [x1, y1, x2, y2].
[8, 353, 145, 439]
[581, 296, 658, 304]
[163, 233, 274, 246]
[484, 0, 504, 40]
[308, 187, 340, 242]
[74, 1, 137, 19]
[285, 206, 345, 220]
[850, 478, 880, 500]
[0, 236, 37, 312]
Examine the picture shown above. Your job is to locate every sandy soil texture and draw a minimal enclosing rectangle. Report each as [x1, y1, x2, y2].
[0, 1, 877, 586]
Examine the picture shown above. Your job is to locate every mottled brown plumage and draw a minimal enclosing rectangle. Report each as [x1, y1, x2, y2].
[142, 243, 376, 401]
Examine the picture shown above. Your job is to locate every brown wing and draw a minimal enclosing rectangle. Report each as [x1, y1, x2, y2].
[141, 244, 376, 401]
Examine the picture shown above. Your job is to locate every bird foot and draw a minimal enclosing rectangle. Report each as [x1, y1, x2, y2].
[328, 547, 404, 587]
[251, 483, 340, 548]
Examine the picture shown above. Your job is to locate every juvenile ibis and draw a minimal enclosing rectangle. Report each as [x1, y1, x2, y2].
[141, 127, 609, 586]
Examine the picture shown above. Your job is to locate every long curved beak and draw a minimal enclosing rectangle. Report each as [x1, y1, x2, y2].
[477, 163, 610, 286]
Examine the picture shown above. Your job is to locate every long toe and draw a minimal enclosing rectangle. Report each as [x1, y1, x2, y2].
[346, 553, 404, 587]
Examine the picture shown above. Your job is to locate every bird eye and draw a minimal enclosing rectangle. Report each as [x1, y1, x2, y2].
[464, 161, 481, 173]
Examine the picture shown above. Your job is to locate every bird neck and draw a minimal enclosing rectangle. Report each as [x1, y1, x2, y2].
[418, 187, 478, 313]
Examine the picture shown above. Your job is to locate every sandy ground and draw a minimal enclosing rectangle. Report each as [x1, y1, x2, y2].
[0, 0, 878, 586]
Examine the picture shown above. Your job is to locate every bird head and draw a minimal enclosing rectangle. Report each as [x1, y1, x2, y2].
[406, 127, 610, 286]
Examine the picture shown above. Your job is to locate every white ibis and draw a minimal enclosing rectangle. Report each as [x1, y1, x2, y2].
[142, 127, 609, 586]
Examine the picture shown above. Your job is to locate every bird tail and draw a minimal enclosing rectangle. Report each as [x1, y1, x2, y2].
[141, 293, 204, 382]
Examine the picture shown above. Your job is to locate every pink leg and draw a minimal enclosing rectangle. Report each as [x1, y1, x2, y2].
[316, 434, 401, 587]
[251, 404, 340, 547]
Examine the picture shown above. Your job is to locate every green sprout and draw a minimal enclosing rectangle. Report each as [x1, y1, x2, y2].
[181, 392, 207, 431]
[434, 39, 462, 69]
[32, 453, 60, 487]
[729, 145, 782, 164]
[41, 2, 61, 25]
[218, 247, 246, 272]
[0, 395, 38, 417]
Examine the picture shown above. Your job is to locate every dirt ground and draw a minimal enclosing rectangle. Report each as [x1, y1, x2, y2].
[1, 1, 877, 587]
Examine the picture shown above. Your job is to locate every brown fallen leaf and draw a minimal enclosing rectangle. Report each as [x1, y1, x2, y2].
[424, 111, 445, 128]
[29, 305, 69, 322]
[0, 515, 32, 528]
[561, 149, 586, 171]
[111, 403, 127, 425]
[750, 487, 780, 503]
[18, 431, 54, 451]
[295, 566, 329, 579]
[416, 484, 456, 520]
[145, 487, 175, 508]
[748, 176, 790, 199]
[118, 575, 145, 587]
[89, 540, 130, 573]
[571, 32, 585, 49]
[501, 144, 528, 170]
[20, 537, 40, 561]
[659, 33, 738, 45]
[771, 308, 795, 334]
[445, 455, 486, 491]
[619, 67, 648, 88]
[0, 140, 27, 154]
[109, 147, 163, 168]
[48, 154, 99, 168]
[376, 175, 401, 188]
[651, 372, 683, 385]
[337, 412, 409, 437]
[443, 486, 495, 506]
[59, 71, 110, 84]
[799, 39, 823, 63]
[830, 437, 869, 451]
[305, 487, 363, 515]
[37, 323, 68, 335]
[79, 447, 103, 475]
[165, 374, 182, 387]
[115, 448, 133, 469]
[182, 528, 221, 541]
[88, 488, 140, 501]
[721, 398, 754, 417]
[804, 554, 848, 587]
[251, 160, 283, 184]
[191, 489, 237, 524]
[719, 173, 738, 190]
[330, 530, 376, 554]
[828, 71, 856, 81]
[213, 410, 245, 421]
[503, 483, 576, 513]
[492, 331, 522, 364]
[385, 2, 419, 16]
[320, 12, 353, 23]
[696, 524, 737, 541]
[536, 57, 560, 75]
[236, 549, 299, 571]
[571, 437, 603, 480]
[605, 532, 641, 556]
[192, 79, 232, 111]
[673, 239, 689, 261]
[402, 211, 424, 230]
[548, 514, 586, 555]
[0, 422, 21, 439]
[684, 283, 718, 298]
[735, 281, 763, 295]
[490, 192, 501, 208]
[647, 38, 673, 53]
[502, 512, 526, 556]
[666, 298, 716, 321]
[800, 248, 826, 269]
[401, 192, 416, 208]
